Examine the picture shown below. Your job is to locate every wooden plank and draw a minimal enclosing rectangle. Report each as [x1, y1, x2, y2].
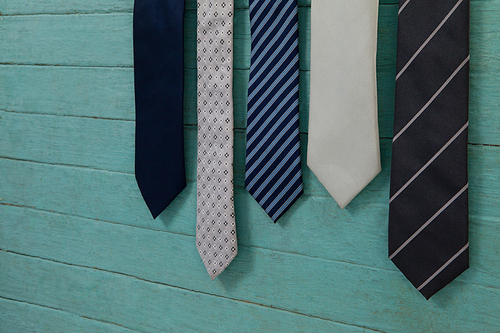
[0, 0, 251, 15]
[1, 62, 498, 143]
[0, 65, 135, 119]
[469, 0, 500, 146]
[0, 0, 499, 331]
[0, 110, 135, 172]
[0, 297, 137, 333]
[1, 240, 499, 332]
[1, 198, 499, 293]
[0, 0, 133, 15]
[1, 2, 499, 143]
[0, 13, 134, 67]
[0, 6, 391, 70]
[0, 0, 414, 16]
[1, 109, 498, 219]
[0, 141, 498, 272]
[0, 252, 382, 333]
[0, 64, 393, 136]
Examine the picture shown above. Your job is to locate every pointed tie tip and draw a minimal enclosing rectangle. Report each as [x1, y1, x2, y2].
[144, 201, 165, 220]
[143, 198, 169, 220]
[150, 209, 162, 220]
[331, 193, 354, 210]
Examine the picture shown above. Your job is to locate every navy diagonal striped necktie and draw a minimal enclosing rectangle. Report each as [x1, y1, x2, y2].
[389, 0, 470, 299]
[245, 0, 304, 222]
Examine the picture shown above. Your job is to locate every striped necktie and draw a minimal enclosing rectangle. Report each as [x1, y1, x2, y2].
[196, 0, 237, 280]
[389, 0, 470, 299]
[245, 0, 304, 222]
[133, 0, 186, 218]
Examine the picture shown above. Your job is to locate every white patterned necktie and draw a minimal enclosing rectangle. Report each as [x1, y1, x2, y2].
[308, 0, 381, 208]
[196, 0, 237, 280]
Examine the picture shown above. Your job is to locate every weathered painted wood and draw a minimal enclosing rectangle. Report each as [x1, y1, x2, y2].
[1, 64, 499, 143]
[1, 0, 499, 331]
[2, 2, 498, 142]
[0, 0, 133, 15]
[0, 297, 138, 333]
[1, 241, 499, 332]
[0, 65, 397, 137]
[0, 0, 399, 15]
[2, 3, 497, 70]
[0, 6, 398, 71]
[0, 110, 135, 172]
[0, 252, 383, 333]
[0, 141, 498, 273]
[0, 13, 134, 67]
[0, 65, 135, 119]
[1, 197, 499, 297]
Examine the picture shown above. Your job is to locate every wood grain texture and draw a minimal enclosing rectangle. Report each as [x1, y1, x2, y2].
[0, 252, 383, 333]
[1, 3, 499, 142]
[0, 199, 499, 332]
[0, 139, 498, 278]
[0, 298, 138, 333]
[1, 0, 500, 331]
[0, 0, 400, 15]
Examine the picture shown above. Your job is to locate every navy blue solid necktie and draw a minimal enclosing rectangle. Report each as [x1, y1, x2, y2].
[133, 0, 186, 218]
[389, 0, 470, 299]
[245, 0, 304, 222]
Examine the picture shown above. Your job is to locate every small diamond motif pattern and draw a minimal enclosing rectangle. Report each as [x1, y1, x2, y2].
[196, 0, 237, 280]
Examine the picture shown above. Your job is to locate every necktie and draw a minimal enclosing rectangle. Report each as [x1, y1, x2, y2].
[133, 0, 186, 218]
[245, 0, 304, 222]
[196, 0, 237, 280]
[389, 0, 470, 299]
[307, 0, 381, 209]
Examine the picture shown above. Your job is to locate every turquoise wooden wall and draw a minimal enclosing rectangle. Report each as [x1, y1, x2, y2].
[1, 0, 499, 331]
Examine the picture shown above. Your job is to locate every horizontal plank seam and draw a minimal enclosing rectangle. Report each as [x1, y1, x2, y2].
[0, 155, 135, 175]
[0, 202, 399, 275]
[0, 111, 311, 134]
[0, 8, 256, 17]
[0, 5, 323, 17]
[0, 155, 335, 199]
[0, 62, 133, 69]
[2, 206, 499, 293]
[0, 295, 141, 332]
[0, 137, 493, 176]
[469, 142, 500, 148]
[0, 249, 387, 333]
[0, 10, 133, 17]
[0, 2, 400, 17]
[0, 63, 311, 72]
[0, 108, 135, 122]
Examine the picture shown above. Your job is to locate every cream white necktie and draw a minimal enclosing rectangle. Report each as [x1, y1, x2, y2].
[308, 0, 381, 208]
[196, 0, 237, 280]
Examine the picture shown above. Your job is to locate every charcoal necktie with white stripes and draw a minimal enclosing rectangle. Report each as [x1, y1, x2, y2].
[245, 0, 304, 222]
[389, 0, 470, 299]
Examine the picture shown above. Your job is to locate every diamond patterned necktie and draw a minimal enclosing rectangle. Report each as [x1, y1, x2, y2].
[196, 0, 237, 280]
[307, 0, 381, 209]
[245, 0, 304, 222]
[389, 0, 470, 299]
[133, 0, 186, 218]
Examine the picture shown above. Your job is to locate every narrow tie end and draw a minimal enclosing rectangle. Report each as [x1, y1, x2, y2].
[335, 198, 351, 210]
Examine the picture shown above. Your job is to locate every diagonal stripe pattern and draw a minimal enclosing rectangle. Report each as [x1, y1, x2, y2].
[389, 0, 470, 299]
[245, 0, 303, 222]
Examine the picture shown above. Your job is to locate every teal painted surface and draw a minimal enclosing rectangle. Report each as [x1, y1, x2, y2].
[0, 0, 499, 332]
